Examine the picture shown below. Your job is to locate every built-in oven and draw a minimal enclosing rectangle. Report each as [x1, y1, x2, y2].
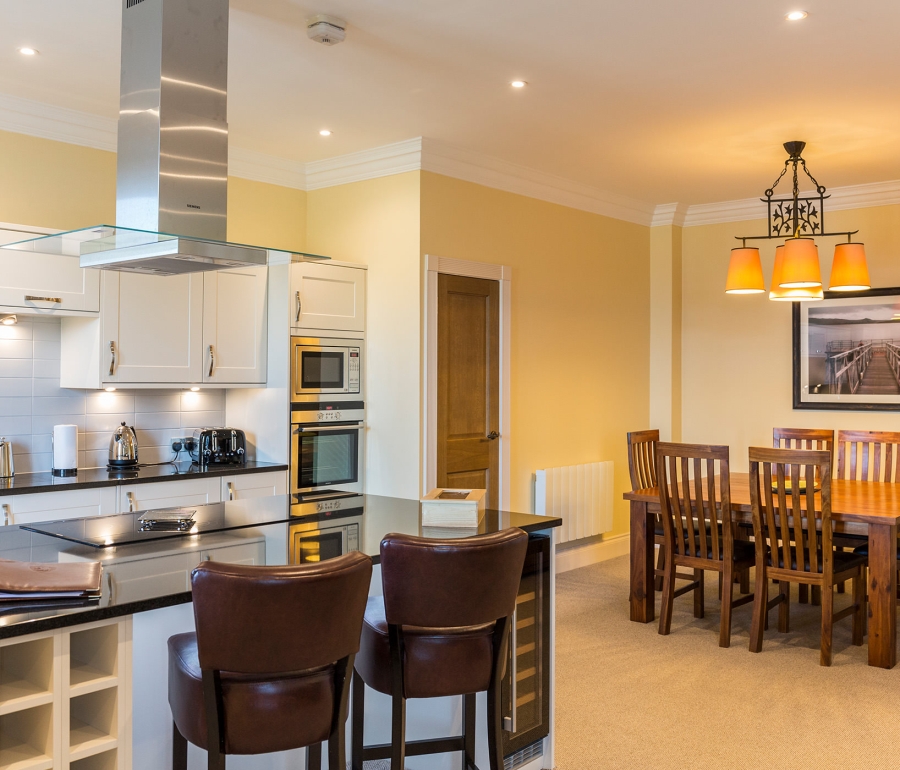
[291, 336, 363, 402]
[289, 494, 364, 565]
[291, 404, 365, 495]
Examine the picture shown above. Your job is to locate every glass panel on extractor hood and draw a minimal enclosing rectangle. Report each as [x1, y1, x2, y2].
[0, 224, 330, 275]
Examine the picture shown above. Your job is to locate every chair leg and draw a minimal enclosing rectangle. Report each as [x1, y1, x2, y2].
[811, 585, 822, 606]
[391, 688, 406, 770]
[693, 568, 705, 619]
[351, 671, 364, 770]
[173, 722, 188, 770]
[654, 542, 666, 592]
[307, 743, 322, 770]
[207, 746, 225, 770]
[328, 725, 346, 770]
[720, 563, 734, 649]
[798, 584, 809, 604]
[777, 580, 790, 633]
[486, 668, 505, 770]
[820, 583, 834, 666]
[837, 580, 846, 594]
[658, 557, 676, 636]
[749, 564, 767, 653]
[463, 693, 476, 770]
[852, 570, 866, 646]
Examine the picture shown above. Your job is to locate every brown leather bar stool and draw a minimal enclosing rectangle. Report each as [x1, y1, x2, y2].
[168, 552, 372, 770]
[351, 528, 528, 770]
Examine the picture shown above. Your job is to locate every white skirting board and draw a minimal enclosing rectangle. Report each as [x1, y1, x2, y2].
[554, 533, 629, 574]
[534, 461, 614, 544]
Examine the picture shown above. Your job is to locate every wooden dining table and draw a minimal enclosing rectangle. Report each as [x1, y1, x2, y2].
[625, 474, 900, 668]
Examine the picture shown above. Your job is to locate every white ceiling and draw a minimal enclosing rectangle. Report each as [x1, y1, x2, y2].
[2, 0, 900, 207]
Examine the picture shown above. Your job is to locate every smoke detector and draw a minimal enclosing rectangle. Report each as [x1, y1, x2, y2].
[307, 15, 346, 45]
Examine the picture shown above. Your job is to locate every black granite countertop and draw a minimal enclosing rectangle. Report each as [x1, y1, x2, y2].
[0, 494, 560, 639]
[0, 460, 288, 497]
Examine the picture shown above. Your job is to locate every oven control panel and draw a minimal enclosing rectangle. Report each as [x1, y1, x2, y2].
[349, 349, 360, 391]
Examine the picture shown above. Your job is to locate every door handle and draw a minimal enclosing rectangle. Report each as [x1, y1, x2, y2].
[25, 295, 62, 303]
[227, 481, 235, 501]
[2, 504, 11, 526]
[106, 571, 116, 603]
[503, 609, 518, 732]
[208, 345, 215, 377]
[126, 491, 136, 512]
[109, 341, 116, 376]
[487, 431, 500, 440]
[295, 291, 302, 323]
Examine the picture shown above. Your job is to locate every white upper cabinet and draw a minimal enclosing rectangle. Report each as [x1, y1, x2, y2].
[202, 266, 267, 384]
[0, 225, 99, 315]
[290, 261, 366, 333]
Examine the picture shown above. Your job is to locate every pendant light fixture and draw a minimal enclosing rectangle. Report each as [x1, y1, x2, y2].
[726, 142, 870, 300]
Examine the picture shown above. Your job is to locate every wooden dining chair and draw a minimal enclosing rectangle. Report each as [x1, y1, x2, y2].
[748, 447, 866, 666]
[628, 430, 666, 591]
[836, 430, 900, 482]
[655, 442, 755, 648]
[773, 428, 837, 604]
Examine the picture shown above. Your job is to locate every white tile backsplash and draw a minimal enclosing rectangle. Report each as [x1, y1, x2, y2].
[0, 317, 225, 471]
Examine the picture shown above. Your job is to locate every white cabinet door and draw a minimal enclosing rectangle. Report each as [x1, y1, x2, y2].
[290, 262, 366, 333]
[102, 272, 203, 384]
[0, 226, 100, 314]
[199, 540, 265, 565]
[221, 471, 287, 501]
[1, 487, 117, 526]
[117, 478, 221, 513]
[202, 267, 267, 384]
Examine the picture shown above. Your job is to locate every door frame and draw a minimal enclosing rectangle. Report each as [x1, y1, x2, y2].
[423, 254, 511, 510]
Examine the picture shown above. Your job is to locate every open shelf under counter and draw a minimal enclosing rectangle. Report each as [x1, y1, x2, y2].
[70, 749, 116, 770]
[68, 688, 119, 763]
[67, 625, 119, 699]
[0, 637, 56, 717]
[0, 703, 54, 770]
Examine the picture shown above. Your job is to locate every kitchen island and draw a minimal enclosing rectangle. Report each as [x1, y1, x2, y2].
[0, 495, 560, 770]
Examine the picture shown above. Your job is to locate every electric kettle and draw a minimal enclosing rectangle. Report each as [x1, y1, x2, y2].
[0, 437, 14, 478]
[109, 422, 139, 468]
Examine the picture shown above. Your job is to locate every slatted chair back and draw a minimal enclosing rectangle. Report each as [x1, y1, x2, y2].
[774, 427, 834, 483]
[749, 447, 832, 579]
[836, 430, 900, 482]
[655, 442, 732, 564]
[627, 429, 659, 491]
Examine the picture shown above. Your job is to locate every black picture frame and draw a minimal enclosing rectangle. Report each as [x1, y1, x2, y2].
[793, 287, 900, 411]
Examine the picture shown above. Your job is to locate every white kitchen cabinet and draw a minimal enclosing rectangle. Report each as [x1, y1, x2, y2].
[0, 225, 100, 315]
[221, 470, 287, 502]
[202, 266, 267, 384]
[290, 261, 366, 333]
[199, 539, 265, 565]
[117, 478, 221, 513]
[1, 487, 117, 526]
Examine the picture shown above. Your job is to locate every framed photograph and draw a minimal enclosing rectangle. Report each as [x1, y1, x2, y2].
[793, 288, 900, 411]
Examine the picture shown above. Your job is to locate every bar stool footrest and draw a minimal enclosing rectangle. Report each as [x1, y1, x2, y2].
[362, 735, 468, 761]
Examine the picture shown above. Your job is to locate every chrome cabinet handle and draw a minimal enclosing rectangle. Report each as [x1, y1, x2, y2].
[109, 341, 116, 376]
[106, 571, 116, 603]
[227, 481, 234, 501]
[297, 422, 365, 433]
[295, 291, 302, 323]
[2, 504, 11, 526]
[487, 431, 500, 440]
[25, 295, 62, 303]
[208, 345, 215, 377]
[504, 609, 518, 733]
[126, 491, 136, 512]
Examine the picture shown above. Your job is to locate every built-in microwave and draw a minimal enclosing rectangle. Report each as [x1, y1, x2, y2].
[290, 404, 365, 495]
[291, 336, 362, 402]
[289, 497, 363, 565]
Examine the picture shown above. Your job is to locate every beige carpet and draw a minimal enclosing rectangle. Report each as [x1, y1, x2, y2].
[555, 556, 900, 770]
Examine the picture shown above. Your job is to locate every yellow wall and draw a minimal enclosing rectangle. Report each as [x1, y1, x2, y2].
[420, 172, 651, 536]
[305, 172, 423, 499]
[227, 177, 306, 252]
[681, 204, 900, 471]
[0, 129, 116, 229]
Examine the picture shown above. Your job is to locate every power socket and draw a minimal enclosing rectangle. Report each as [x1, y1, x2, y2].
[171, 436, 194, 453]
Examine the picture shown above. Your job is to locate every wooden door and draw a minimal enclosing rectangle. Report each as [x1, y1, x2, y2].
[202, 266, 268, 384]
[437, 274, 500, 508]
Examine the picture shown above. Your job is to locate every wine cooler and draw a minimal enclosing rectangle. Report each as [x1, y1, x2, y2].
[502, 532, 551, 760]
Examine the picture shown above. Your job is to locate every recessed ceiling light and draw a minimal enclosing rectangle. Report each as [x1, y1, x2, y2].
[17, 47, 39, 56]
[319, 129, 332, 136]
[786, 10, 808, 21]
[511, 80, 527, 89]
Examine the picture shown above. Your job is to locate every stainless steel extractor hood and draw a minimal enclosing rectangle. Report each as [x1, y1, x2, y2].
[1, 0, 273, 275]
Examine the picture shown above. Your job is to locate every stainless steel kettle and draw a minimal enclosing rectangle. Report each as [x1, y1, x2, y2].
[0, 437, 14, 478]
[109, 422, 139, 468]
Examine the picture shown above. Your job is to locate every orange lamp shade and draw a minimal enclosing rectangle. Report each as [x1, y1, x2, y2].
[770, 246, 823, 301]
[829, 242, 870, 291]
[779, 237, 821, 288]
[725, 247, 765, 294]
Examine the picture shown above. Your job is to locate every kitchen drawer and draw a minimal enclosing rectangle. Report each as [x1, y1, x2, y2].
[0, 225, 100, 315]
[117, 478, 221, 513]
[221, 471, 287, 501]
[199, 540, 265, 566]
[1, 487, 117, 526]
[105, 553, 192, 605]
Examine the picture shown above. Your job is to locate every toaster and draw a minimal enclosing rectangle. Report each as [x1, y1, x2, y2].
[190, 428, 247, 465]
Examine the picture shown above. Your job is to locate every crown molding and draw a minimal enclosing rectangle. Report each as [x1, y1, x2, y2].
[420, 138, 655, 226]
[0, 93, 117, 152]
[651, 202, 688, 227]
[304, 138, 423, 190]
[228, 147, 306, 189]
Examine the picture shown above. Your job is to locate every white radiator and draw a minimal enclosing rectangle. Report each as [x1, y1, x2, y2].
[534, 461, 614, 544]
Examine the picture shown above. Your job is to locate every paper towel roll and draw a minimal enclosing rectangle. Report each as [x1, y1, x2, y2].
[53, 424, 78, 472]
